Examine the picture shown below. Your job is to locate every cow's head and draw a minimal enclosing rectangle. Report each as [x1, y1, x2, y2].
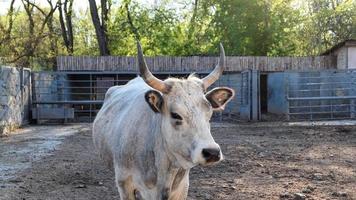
[137, 42, 234, 169]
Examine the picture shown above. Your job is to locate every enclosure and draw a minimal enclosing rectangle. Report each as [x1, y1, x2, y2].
[0, 122, 355, 200]
[1, 49, 356, 199]
[1, 0, 356, 199]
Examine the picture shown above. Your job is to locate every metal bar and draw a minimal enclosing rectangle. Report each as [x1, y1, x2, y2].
[33, 100, 104, 104]
[34, 79, 132, 83]
[62, 86, 115, 89]
[289, 88, 353, 92]
[290, 75, 353, 79]
[90, 74, 92, 121]
[33, 71, 205, 75]
[74, 110, 101, 112]
[289, 111, 351, 115]
[285, 73, 290, 121]
[35, 92, 108, 95]
[289, 104, 351, 109]
[34, 86, 117, 89]
[288, 96, 356, 100]
[290, 116, 353, 121]
[288, 82, 354, 86]
[351, 100, 355, 118]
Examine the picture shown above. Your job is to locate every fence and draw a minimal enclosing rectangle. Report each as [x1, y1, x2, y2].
[32, 72, 137, 123]
[31, 71, 241, 123]
[57, 56, 335, 72]
[239, 70, 261, 120]
[286, 70, 356, 121]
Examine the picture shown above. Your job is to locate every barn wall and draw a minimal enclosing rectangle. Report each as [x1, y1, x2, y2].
[348, 47, 356, 69]
[335, 47, 347, 69]
[0, 66, 31, 135]
[57, 56, 335, 72]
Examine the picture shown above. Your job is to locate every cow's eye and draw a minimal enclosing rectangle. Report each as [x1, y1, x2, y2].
[170, 112, 183, 120]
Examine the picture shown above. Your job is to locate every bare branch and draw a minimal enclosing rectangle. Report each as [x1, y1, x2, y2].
[125, 2, 140, 40]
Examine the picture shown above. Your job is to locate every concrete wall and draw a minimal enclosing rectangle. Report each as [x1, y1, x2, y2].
[0, 66, 31, 135]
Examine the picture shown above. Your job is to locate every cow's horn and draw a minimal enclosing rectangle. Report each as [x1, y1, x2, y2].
[202, 43, 225, 89]
[137, 41, 169, 93]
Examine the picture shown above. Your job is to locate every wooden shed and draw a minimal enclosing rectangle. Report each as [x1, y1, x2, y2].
[322, 39, 356, 69]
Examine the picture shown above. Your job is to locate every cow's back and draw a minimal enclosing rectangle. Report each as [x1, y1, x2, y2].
[92, 77, 158, 168]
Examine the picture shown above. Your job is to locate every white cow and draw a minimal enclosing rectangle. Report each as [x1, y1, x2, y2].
[93, 42, 234, 200]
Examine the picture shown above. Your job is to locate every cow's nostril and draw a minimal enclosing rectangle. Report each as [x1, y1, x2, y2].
[202, 148, 221, 163]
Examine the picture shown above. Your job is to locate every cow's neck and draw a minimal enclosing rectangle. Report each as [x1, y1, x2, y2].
[154, 128, 188, 197]
[155, 127, 177, 169]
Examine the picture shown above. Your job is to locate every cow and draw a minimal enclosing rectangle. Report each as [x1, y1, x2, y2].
[92, 42, 234, 200]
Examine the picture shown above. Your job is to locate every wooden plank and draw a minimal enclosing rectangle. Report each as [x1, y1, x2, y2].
[55, 55, 336, 72]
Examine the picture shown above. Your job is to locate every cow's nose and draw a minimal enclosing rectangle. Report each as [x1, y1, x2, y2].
[202, 148, 221, 163]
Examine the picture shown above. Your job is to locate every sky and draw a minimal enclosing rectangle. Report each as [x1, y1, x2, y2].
[0, 0, 162, 15]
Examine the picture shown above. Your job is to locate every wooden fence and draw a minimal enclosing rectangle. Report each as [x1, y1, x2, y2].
[57, 56, 336, 72]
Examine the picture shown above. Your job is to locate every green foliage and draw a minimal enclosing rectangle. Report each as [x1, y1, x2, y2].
[0, 0, 355, 69]
[73, 10, 100, 56]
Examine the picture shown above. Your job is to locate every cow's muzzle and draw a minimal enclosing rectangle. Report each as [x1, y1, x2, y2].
[202, 148, 221, 163]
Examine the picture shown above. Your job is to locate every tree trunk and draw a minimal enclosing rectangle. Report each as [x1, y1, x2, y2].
[0, 0, 15, 46]
[58, 0, 74, 55]
[88, 0, 110, 56]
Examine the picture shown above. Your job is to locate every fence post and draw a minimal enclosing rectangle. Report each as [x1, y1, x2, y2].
[351, 100, 355, 119]
[285, 73, 290, 121]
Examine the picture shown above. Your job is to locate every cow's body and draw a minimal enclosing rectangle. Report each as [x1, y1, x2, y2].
[93, 77, 189, 200]
[93, 42, 234, 200]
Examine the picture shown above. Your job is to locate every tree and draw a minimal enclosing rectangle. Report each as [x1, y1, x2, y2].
[58, 0, 74, 55]
[17, 0, 59, 67]
[0, 0, 15, 48]
[1, 0, 355, 69]
[209, 0, 274, 56]
[88, 0, 111, 55]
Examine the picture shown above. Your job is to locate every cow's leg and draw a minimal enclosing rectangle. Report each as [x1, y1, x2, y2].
[114, 165, 136, 200]
[116, 176, 136, 200]
[170, 177, 189, 200]
[169, 169, 190, 200]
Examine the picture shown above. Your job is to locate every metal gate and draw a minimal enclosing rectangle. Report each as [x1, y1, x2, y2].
[32, 71, 246, 123]
[32, 72, 137, 123]
[240, 70, 261, 120]
[286, 70, 356, 121]
[31, 72, 196, 123]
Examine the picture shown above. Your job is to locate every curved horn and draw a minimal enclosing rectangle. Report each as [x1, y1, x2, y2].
[202, 43, 225, 89]
[137, 41, 169, 93]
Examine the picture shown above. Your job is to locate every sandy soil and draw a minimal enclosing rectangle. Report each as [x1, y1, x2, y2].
[0, 122, 356, 200]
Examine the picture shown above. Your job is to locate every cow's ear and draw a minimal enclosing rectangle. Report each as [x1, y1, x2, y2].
[206, 87, 234, 111]
[145, 90, 164, 113]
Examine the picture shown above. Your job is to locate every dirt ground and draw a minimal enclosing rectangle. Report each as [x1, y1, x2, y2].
[0, 122, 356, 200]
